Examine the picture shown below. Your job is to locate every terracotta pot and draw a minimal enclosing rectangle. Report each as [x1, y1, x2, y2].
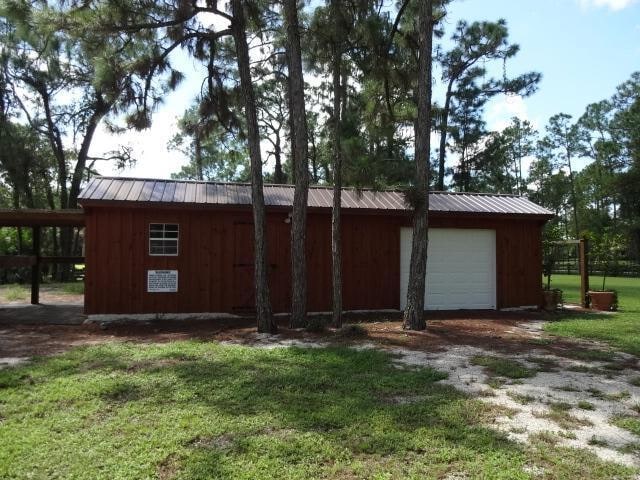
[542, 290, 560, 311]
[589, 291, 616, 311]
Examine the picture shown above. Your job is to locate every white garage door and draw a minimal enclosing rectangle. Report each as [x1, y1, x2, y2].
[400, 228, 496, 310]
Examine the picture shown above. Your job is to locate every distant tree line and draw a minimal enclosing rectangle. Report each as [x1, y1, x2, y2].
[528, 74, 640, 269]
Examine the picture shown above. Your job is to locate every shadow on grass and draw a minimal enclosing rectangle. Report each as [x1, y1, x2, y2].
[0, 341, 635, 479]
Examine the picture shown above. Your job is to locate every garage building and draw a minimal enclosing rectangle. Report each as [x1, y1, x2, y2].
[78, 177, 553, 316]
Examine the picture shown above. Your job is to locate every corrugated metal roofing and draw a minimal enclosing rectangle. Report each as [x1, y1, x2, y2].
[78, 177, 553, 217]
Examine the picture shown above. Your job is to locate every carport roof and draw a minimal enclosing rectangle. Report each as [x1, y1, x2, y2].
[0, 209, 85, 227]
[78, 177, 554, 217]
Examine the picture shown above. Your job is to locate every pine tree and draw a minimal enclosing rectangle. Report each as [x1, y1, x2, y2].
[502, 118, 537, 195]
[1, 1, 183, 278]
[231, 0, 276, 333]
[284, 0, 310, 329]
[435, 19, 540, 190]
[168, 105, 250, 182]
[541, 113, 587, 237]
[402, 0, 435, 331]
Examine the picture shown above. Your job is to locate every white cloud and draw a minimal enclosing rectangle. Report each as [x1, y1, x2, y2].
[484, 94, 531, 132]
[89, 48, 206, 179]
[578, 0, 638, 11]
[484, 95, 544, 177]
[90, 109, 188, 179]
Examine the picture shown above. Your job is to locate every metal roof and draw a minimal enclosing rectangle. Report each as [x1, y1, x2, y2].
[78, 177, 553, 217]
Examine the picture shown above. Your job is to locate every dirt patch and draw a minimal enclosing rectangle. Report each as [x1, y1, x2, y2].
[157, 453, 180, 480]
[0, 305, 86, 326]
[0, 310, 622, 362]
[0, 286, 83, 306]
[389, 343, 640, 467]
[0, 325, 104, 360]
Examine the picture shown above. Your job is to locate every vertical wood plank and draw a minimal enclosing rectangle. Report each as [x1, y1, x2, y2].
[131, 209, 143, 313]
[211, 216, 222, 312]
[84, 211, 93, 314]
[120, 209, 132, 313]
[111, 209, 122, 313]
[31, 226, 41, 305]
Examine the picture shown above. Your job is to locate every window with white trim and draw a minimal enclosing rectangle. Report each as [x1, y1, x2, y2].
[149, 223, 179, 256]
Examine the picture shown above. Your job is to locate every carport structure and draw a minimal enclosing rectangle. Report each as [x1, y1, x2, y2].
[0, 209, 85, 304]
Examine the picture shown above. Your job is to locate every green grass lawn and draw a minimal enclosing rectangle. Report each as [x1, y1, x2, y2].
[545, 274, 640, 356]
[0, 281, 84, 301]
[1, 284, 30, 302]
[0, 342, 634, 479]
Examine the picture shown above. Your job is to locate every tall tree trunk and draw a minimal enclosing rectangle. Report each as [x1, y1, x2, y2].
[60, 95, 105, 281]
[461, 148, 468, 192]
[340, 70, 348, 121]
[22, 168, 35, 209]
[284, 0, 310, 329]
[324, 163, 331, 183]
[57, 227, 73, 281]
[518, 156, 523, 195]
[45, 178, 58, 279]
[310, 130, 319, 183]
[195, 132, 203, 180]
[40, 88, 68, 209]
[403, 0, 434, 331]
[69, 105, 107, 208]
[286, 52, 297, 186]
[11, 189, 24, 255]
[43, 87, 74, 281]
[16, 226, 23, 256]
[517, 134, 524, 195]
[331, 46, 343, 328]
[386, 128, 395, 166]
[328, 0, 345, 328]
[436, 84, 454, 190]
[231, 0, 276, 333]
[72, 228, 81, 256]
[566, 153, 580, 236]
[273, 133, 285, 184]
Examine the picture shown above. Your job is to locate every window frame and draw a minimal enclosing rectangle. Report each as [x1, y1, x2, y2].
[148, 223, 180, 257]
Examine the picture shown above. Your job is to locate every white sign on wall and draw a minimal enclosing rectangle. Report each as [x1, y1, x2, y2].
[147, 270, 178, 293]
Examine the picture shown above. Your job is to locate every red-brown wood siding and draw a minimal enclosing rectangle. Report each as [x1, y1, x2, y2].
[83, 206, 544, 314]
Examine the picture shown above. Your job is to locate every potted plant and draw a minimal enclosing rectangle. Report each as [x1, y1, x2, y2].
[588, 230, 624, 311]
[542, 224, 563, 310]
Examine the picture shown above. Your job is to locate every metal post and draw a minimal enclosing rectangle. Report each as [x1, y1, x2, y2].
[579, 237, 589, 308]
[31, 226, 41, 305]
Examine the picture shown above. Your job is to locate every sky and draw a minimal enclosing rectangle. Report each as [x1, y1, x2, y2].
[92, 0, 640, 179]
